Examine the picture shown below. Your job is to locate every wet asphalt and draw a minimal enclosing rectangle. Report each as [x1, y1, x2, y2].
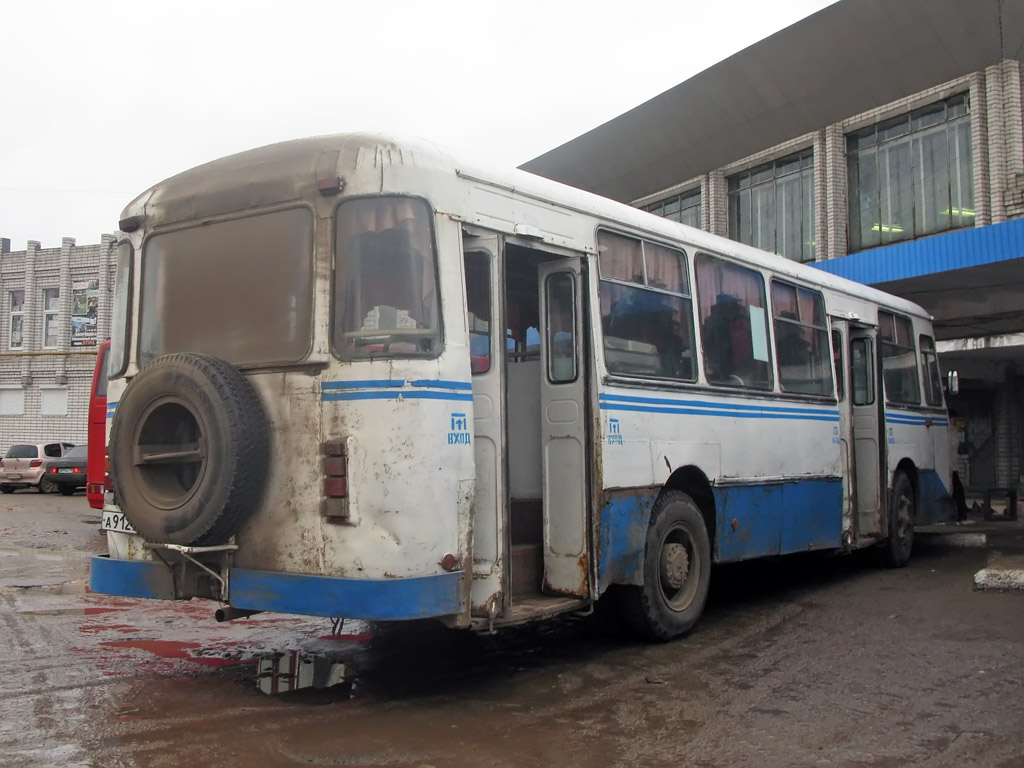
[1, 493, 1023, 767]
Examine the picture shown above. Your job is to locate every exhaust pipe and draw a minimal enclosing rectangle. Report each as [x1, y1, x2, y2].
[215, 606, 262, 623]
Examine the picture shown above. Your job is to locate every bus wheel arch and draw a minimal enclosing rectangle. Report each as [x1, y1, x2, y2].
[882, 460, 917, 568]
[109, 353, 270, 546]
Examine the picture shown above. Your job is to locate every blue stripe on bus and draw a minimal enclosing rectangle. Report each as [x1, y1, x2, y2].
[599, 394, 839, 422]
[228, 568, 464, 620]
[601, 393, 837, 418]
[409, 379, 473, 391]
[106, 401, 118, 417]
[886, 415, 949, 426]
[323, 391, 474, 402]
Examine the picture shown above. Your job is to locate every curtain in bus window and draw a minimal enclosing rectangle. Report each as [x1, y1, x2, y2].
[695, 254, 772, 389]
[643, 242, 688, 294]
[464, 252, 491, 373]
[598, 232, 644, 284]
[879, 312, 920, 404]
[334, 197, 439, 358]
[770, 282, 833, 396]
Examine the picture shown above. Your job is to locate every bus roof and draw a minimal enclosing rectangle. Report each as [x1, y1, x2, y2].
[122, 132, 931, 321]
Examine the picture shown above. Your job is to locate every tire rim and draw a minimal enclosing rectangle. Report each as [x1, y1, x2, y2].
[658, 521, 699, 612]
[129, 395, 209, 510]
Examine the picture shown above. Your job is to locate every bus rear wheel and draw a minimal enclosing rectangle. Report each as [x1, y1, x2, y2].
[621, 490, 711, 641]
[882, 470, 915, 568]
[109, 353, 269, 546]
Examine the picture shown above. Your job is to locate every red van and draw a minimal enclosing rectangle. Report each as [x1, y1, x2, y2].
[87, 341, 110, 509]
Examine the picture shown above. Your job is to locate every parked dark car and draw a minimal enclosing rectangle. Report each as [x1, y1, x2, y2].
[43, 445, 89, 495]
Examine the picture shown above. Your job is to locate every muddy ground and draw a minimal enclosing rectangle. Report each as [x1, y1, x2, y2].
[1, 493, 1022, 768]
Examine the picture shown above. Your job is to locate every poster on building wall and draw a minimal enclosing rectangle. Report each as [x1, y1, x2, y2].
[71, 279, 99, 347]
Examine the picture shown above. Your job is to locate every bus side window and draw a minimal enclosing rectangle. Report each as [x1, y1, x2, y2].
[464, 251, 491, 374]
[695, 253, 772, 389]
[851, 337, 874, 405]
[832, 329, 845, 401]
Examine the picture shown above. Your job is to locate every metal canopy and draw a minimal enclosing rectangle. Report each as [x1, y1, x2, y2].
[520, 0, 1024, 203]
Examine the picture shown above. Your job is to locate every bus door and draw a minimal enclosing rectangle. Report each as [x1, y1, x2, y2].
[537, 257, 590, 598]
[848, 324, 886, 539]
[463, 228, 508, 617]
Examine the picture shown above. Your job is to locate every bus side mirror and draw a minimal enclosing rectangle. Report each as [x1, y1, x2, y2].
[946, 370, 959, 396]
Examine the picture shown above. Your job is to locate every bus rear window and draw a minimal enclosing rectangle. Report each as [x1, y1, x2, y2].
[139, 208, 314, 367]
[333, 197, 440, 359]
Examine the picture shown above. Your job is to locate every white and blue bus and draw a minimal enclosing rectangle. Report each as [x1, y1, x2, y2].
[90, 133, 953, 640]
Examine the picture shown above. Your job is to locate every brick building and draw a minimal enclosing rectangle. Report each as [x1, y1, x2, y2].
[0, 236, 117, 452]
[523, 0, 1024, 494]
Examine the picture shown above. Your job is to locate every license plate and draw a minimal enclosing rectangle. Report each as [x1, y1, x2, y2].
[58, 468, 74, 474]
[101, 510, 137, 534]
[5, 474, 21, 480]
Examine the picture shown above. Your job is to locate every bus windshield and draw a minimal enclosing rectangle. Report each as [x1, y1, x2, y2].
[333, 197, 440, 358]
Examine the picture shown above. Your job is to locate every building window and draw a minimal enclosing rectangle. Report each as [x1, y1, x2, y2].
[42, 288, 60, 348]
[847, 93, 972, 252]
[0, 386, 25, 416]
[40, 386, 68, 416]
[643, 188, 702, 229]
[728, 150, 815, 263]
[9, 290, 24, 349]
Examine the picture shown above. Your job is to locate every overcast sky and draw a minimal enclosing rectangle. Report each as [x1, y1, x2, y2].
[1, 0, 837, 249]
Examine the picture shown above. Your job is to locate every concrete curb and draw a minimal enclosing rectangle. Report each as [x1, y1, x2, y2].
[973, 554, 1024, 592]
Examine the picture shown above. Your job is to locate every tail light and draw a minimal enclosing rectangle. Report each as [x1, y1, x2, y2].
[30, 459, 42, 468]
[0, 459, 4, 468]
[321, 439, 349, 521]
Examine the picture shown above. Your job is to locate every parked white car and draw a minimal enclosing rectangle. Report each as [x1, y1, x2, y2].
[1, 442, 76, 493]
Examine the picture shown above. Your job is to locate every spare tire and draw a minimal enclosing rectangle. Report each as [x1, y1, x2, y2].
[109, 353, 269, 545]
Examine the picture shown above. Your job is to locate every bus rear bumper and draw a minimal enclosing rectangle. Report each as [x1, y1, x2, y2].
[89, 555, 465, 620]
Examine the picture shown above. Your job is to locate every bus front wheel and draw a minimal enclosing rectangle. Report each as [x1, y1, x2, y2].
[621, 490, 711, 641]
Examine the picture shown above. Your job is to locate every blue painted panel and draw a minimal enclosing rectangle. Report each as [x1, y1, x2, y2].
[917, 469, 952, 524]
[714, 484, 782, 561]
[780, 480, 843, 553]
[597, 494, 655, 591]
[715, 478, 843, 562]
[810, 218, 1024, 285]
[89, 555, 176, 600]
[228, 568, 465, 620]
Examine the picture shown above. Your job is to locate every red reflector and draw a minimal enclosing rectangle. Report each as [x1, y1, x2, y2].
[317, 176, 344, 196]
[324, 456, 347, 477]
[49, 467, 57, 474]
[74, 467, 80, 474]
[324, 477, 347, 497]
